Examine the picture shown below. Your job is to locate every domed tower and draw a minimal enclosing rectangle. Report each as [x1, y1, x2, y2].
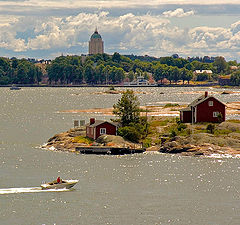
[89, 28, 104, 55]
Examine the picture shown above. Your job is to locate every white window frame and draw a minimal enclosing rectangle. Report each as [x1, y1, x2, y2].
[100, 128, 106, 135]
[208, 101, 213, 106]
[213, 112, 219, 117]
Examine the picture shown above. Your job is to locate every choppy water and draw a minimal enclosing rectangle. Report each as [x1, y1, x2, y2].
[0, 87, 240, 225]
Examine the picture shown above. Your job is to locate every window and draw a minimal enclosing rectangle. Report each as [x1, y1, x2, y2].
[100, 128, 106, 135]
[208, 101, 213, 106]
[213, 112, 219, 117]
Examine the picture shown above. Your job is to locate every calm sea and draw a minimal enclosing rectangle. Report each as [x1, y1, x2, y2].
[0, 87, 240, 225]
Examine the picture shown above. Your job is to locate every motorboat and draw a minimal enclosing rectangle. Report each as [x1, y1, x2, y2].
[41, 179, 79, 190]
[10, 84, 21, 90]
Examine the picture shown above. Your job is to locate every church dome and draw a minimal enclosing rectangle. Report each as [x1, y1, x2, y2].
[91, 30, 102, 39]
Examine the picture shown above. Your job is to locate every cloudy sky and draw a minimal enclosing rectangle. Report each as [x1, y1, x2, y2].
[0, 0, 240, 61]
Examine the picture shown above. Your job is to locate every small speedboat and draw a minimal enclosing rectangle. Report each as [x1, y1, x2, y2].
[41, 179, 79, 190]
[10, 84, 21, 90]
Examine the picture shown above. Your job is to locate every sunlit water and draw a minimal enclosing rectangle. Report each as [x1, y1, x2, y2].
[0, 87, 240, 225]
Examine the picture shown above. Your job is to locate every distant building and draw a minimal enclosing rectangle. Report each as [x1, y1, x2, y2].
[230, 66, 239, 71]
[194, 70, 213, 74]
[180, 91, 225, 123]
[86, 118, 118, 140]
[89, 29, 104, 55]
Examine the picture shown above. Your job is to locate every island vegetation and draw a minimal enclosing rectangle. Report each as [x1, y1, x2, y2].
[44, 90, 240, 156]
[0, 53, 239, 86]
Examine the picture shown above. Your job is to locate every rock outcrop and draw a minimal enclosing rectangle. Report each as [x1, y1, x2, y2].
[159, 122, 240, 156]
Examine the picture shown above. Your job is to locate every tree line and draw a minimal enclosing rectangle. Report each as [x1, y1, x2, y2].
[0, 53, 239, 85]
[0, 57, 42, 85]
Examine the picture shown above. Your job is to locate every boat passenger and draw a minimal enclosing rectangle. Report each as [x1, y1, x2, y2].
[57, 176, 62, 183]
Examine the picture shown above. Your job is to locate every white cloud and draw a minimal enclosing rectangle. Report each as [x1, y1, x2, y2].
[163, 8, 194, 18]
[0, 0, 239, 10]
[0, 10, 240, 60]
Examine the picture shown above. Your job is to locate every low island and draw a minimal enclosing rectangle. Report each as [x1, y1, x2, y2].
[43, 90, 240, 157]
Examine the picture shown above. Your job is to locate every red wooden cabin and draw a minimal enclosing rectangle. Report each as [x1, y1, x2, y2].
[86, 118, 118, 140]
[180, 92, 225, 123]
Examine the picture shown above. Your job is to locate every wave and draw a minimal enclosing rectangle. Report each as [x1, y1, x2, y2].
[0, 187, 71, 195]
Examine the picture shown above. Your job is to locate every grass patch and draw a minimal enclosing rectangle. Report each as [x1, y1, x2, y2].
[164, 103, 180, 108]
[214, 129, 232, 135]
[150, 119, 169, 127]
[227, 120, 240, 124]
[142, 137, 152, 148]
[72, 136, 93, 144]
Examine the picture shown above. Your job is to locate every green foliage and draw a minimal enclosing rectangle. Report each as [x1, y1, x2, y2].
[213, 56, 228, 74]
[142, 137, 152, 148]
[113, 90, 140, 126]
[227, 120, 240, 124]
[0, 53, 237, 86]
[72, 136, 93, 144]
[206, 124, 215, 134]
[170, 129, 177, 137]
[0, 57, 42, 85]
[164, 103, 180, 108]
[196, 73, 209, 81]
[230, 71, 240, 86]
[117, 126, 141, 142]
[214, 129, 232, 135]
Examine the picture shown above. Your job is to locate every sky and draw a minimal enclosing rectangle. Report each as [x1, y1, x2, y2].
[0, 0, 240, 61]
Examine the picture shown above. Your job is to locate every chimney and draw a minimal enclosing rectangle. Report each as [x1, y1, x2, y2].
[205, 91, 208, 97]
[90, 118, 95, 125]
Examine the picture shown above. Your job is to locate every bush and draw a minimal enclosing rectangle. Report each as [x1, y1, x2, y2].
[206, 124, 215, 134]
[164, 103, 180, 108]
[72, 136, 93, 144]
[117, 126, 141, 142]
[142, 137, 152, 148]
[170, 129, 177, 137]
[177, 123, 187, 131]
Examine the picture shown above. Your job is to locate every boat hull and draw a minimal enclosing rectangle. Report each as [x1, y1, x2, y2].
[41, 180, 78, 190]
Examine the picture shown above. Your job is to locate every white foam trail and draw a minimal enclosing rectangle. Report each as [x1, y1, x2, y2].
[0, 187, 71, 195]
[206, 154, 240, 159]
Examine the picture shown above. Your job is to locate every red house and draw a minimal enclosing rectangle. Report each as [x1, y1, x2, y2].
[180, 92, 225, 123]
[86, 118, 118, 140]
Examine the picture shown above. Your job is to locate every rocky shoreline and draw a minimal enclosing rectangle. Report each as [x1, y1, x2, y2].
[43, 120, 240, 157]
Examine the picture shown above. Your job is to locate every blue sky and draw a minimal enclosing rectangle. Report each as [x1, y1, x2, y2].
[0, 0, 240, 61]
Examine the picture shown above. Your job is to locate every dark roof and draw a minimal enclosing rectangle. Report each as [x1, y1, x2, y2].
[180, 94, 225, 112]
[190, 95, 225, 107]
[87, 120, 118, 128]
[91, 30, 102, 39]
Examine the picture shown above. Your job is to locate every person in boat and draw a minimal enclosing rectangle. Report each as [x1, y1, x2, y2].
[57, 176, 62, 183]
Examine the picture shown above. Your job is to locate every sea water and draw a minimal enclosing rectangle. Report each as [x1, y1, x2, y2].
[0, 87, 240, 225]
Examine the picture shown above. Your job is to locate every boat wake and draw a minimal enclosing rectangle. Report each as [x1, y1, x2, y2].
[0, 187, 71, 195]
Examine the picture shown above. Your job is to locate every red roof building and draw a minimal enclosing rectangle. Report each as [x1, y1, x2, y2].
[86, 118, 118, 140]
[180, 92, 225, 123]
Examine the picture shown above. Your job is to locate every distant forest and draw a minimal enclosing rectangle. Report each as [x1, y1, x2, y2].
[0, 53, 240, 86]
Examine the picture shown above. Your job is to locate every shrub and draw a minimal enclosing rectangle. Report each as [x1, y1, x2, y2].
[142, 137, 152, 148]
[206, 124, 215, 134]
[170, 129, 177, 137]
[164, 103, 180, 108]
[72, 136, 93, 144]
[117, 126, 141, 142]
[177, 123, 187, 131]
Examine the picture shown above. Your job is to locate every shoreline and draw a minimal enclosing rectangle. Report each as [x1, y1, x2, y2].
[43, 119, 240, 157]
[1, 83, 239, 88]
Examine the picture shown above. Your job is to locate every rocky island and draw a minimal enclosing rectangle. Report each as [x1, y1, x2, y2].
[43, 118, 240, 157]
[43, 90, 240, 157]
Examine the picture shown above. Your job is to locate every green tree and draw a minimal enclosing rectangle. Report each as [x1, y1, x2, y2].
[84, 63, 95, 84]
[128, 71, 135, 82]
[213, 56, 228, 74]
[113, 90, 140, 126]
